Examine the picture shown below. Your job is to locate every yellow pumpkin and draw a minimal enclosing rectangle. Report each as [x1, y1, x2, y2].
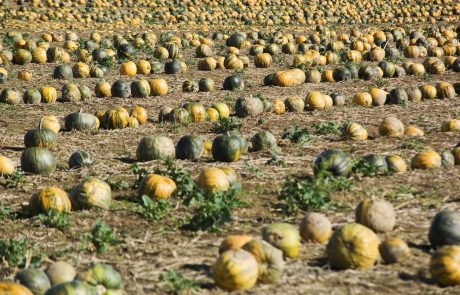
[40, 86, 57, 103]
[299, 212, 332, 244]
[356, 199, 395, 233]
[0, 156, 15, 176]
[411, 150, 442, 170]
[327, 223, 380, 270]
[346, 122, 368, 141]
[32, 47, 47, 63]
[273, 68, 306, 87]
[73, 62, 90, 78]
[379, 238, 410, 264]
[17, 70, 32, 81]
[430, 245, 460, 286]
[273, 98, 285, 114]
[197, 167, 230, 192]
[29, 187, 71, 216]
[149, 78, 168, 96]
[206, 107, 220, 122]
[120, 61, 137, 76]
[379, 117, 404, 137]
[40, 115, 60, 134]
[404, 125, 424, 137]
[305, 91, 326, 110]
[262, 223, 300, 258]
[353, 92, 372, 107]
[213, 249, 258, 291]
[254, 52, 272, 68]
[0, 282, 33, 295]
[369, 87, 388, 106]
[386, 155, 407, 173]
[137, 60, 151, 75]
[219, 235, 253, 253]
[138, 174, 176, 199]
[130, 106, 148, 124]
[203, 140, 213, 157]
[211, 102, 230, 118]
[321, 69, 335, 82]
[95, 81, 112, 98]
[420, 84, 437, 100]
[442, 119, 460, 132]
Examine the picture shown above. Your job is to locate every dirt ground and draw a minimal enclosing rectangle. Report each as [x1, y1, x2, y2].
[1, 21, 460, 294]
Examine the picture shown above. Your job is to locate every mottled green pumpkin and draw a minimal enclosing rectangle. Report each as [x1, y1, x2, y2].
[429, 211, 460, 248]
[70, 177, 112, 210]
[78, 85, 92, 101]
[223, 74, 244, 91]
[68, 150, 94, 168]
[251, 130, 277, 152]
[212, 134, 243, 162]
[164, 59, 182, 74]
[356, 154, 389, 175]
[61, 83, 81, 102]
[182, 80, 199, 92]
[175, 135, 204, 161]
[388, 87, 408, 105]
[136, 135, 176, 162]
[111, 80, 131, 98]
[21, 147, 56, 174]
[53, 65, 73, 80]
[313, 149, 352, 177]
[23, 89, 42, 104]
[65, 111, 99, 131]
[184, 102, 207, 122]
[24, 125, 57, 149]
[15, 268, 51, 295]
[131, 79, 151, 98]
[77, 263, 123, 293]
[226, 32, 246, 49]
[168, 108, 190, 125]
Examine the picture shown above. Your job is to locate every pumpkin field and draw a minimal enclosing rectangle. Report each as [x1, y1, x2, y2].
[1, 0, 460, 294]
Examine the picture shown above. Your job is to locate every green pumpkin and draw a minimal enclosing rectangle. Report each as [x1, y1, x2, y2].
[46, 46, 65, 63]
[212, 134, 243, 162]
[44, 280, 92, 295]
[234, 96, 264, 118]
[24, 125, 57, 149]
[61, 83, 81, 102]
[378, 61, 395, 78]
[65, 111, 99, 131]
[183, 102, 206, 122]
[166, 43, 180, 59]
[226, 32, 246, 49]
[355, 154, 389, 175]
[429, 211, 460, 248]
[136, 135, 176, 162]
[175, 135, 204, 161]
[78, 85, 92, 101]
[333, 67, 352, 81]
[387, 87, 408, 105]
[198, 77, 215, 92]
[70, 177, 112, 210]
[251, 130, 277, 152]
[53, 65, 73, 80]
[13, 49, 32, 65]
[164, 59, 182, 74]
[264, 73, 275, 86]
[21, 147, 57, 174]
[117, 43, 137, 59]
[313, 149, 352, 177]
[182, 80, 199, 92]
[151, 61, 164, 74]
[223, 74, 244, 91]
[1, 89, 22, 105]
[261, 98, 274, 112]
[358, 65, 377, 81]
[15, 268, 51, 295]
[77, 263, 123, 292]
[90, 66, 105, 78]
[168, 108, 190, 125]
[131, 79, 151, 98]
[69, 150, 94, 168]
[23, 89, 42, 104]
[111, 80, 131, 98]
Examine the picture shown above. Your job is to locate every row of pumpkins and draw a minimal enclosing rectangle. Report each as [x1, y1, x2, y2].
[212, 206, 460, 290]
[0, 261, 122, 295]
[0, 0, 457, 26]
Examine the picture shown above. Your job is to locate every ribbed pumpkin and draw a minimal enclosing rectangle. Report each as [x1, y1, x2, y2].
[165, 59, 182, 74]
[198, 78, 214, 92]
[213, 249, 258, 291]
[21, 147, 56, 174]
[29, 187, 71, 216]
[420, 84, 437, 100]
[430, 245, 460, 286]
[102, 107, 130, 129]
[262, 223, 300, 258]
[356, 198, 395, 233]
[0, 156, 15, 176]
[327, 223, 380, 270]
[406, 87, 422, 102]
[149, 78, 168, 96]
[429, 211, 460, 248]
[111, 80, 131, 98]
[13, 49, 32, 65]
[44, 281, 90, 295]
[40, 87, 57, 104]
[168, 108, 190, 125]
[175, 135, 204, 161]
[68, 150, 93, 168]
[212, 134, 243, 162]
[353, 92, 372, 107]
[305, 91, 326, 110]
[119, 61, 137, 76]
[234, 96, 264, 118]
[273, 68, 306, 87]
[379, 117, 405, 137]
[388, 87, 408, 105]
[299, 212, 332, 244]
[242, 239, 285, 284]
[24, 124, 57, 149]
[65, 110, 99, 131]
[15, 268, 51, 295]
[437, 81, 456, 99]
[131, 79, 151, 98]
[70, 178, 111, 210]
[136, 135, 175, 162]
[197, 167, 230, 192]
[0, 282, 33, 295]
[411, 150, 442, 170]
[53, 65, 73, 79]
[379, 238, 410, 264]
[346, 123, 368, 141]
[313, 149, 352, 177]
[251, 130, 277, 152]
[386, 155, 407, 173]
[206, 108, 220, 122]
[138, 174, 177, 199]
[131, 106, 148, 124]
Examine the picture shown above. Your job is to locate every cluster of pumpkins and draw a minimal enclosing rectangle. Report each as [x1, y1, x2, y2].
[0, 261, 123, 295]
[212, 202, 460, 290]
[0, 0, 457, 26]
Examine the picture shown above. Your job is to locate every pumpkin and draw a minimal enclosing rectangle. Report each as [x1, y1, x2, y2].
[429, 211, 460, 248]
[184, 102, 207, 122]
[242, 239, 285, 284]
[442, 119, 460, 132]
[411, 150, 442, 170]
[369, 87, 388, 106]
[136, 135, 175, 162]
[406, 87, 422, 102]
[437, 81, 456, 99]
[102, 107, 130, 129]
[40, 87, 57, 104]
[0, 282, 33, 295]
[72, 62, 90, 78]
[273, 68, 306, 87]
[21, 147, 56, 174]
[176, 135, 204, 161]
[65, 110, 99, 131]
[219, 235, 253, 253]
[23, 89, 42, 105]
[226, 32, 246, 49]
[299, 212, 332, 244]
[118, 61, 137, 76]
[358, 154, 389, 175]
[32, 48, 47, 63]
[206, 108, 220, 122]
[254, 53, 272, 68]
[0, 156, 15, 176]
[251, 130, 277, 152]
[137, 60, 151, 75]
[53, 65, 73, 79]
[90, 66, 104, 78]
[165, 59, 182, 74]
[198, 57, 217, 71]
[68, 150, 93, 169]
[13, 49, 32, 65]
[332, 66, 352, 81]
[430, 245, 460, 286]
[24, 124, 57, 149]
[117, 43, 136, 59]
[131, 79, 151, 98]
[198, 77, 214, 92]
[378, 61, 396, 78]
[387, 87, 408, 105]
[79, 85, 92, 101]
[44, 281, 91, 295]
[28, 187, 71, 215]
[70, 178, 111, 210]
[441, 150, 455, 167]
[345, 123, 368, 141]
[95, 81, 112, 97]
[77, 263, 123, 293]
[138, 174, 176, 199]
[182, 80, 199, 92]
[358, 65, 377, 80]
[212, 134, 243, 162]
[356, 198, 395, 233]
[111, 80, 131, 98]
[61, 83, 81, 102]
[223, 74, 244, 91]
[131, 106, 148, 124]
[46, 261, 76, 286]
[330, 93, 345, 106]
[327, 223, 380, 270]
[197, 167, 230, 192]
[264, 73, 276, 86]
[213, 249, 258, 291]
[353, 92, 372, 107]
[15, 268, 51, 295]
[305, 91, 326, 110]
[168, 108, 190, 125]
[149, 78, 168, 96]
[0, 89, 22, 105]
[379, 238, 410, 264]
[379, 117, 405, 137]
[420, 84, 437, 100]
[234, 96, 264, 118]
[404, 125, 424, 137]
[313, 149, 352, 177]
[262, 223, 300, 258]
[218, 167, 239, 186]
[386, 155, 407, 173]
[212, 102, 230, 118]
